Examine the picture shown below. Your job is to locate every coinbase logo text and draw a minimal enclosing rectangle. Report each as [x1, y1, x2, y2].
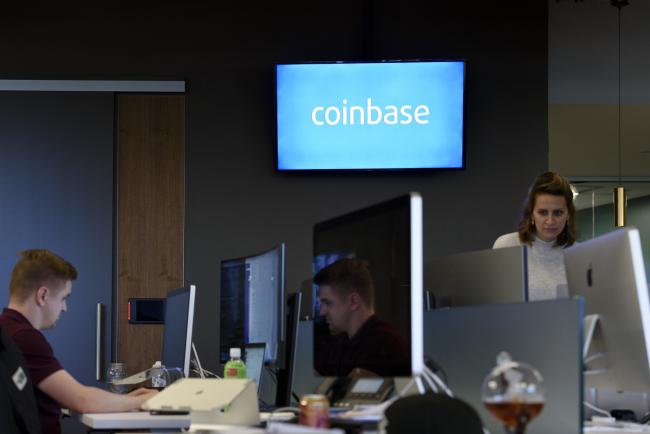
[311, 98, 430, 126]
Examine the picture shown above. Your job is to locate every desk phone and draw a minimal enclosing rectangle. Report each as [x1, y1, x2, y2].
[318, 377, 394, 408]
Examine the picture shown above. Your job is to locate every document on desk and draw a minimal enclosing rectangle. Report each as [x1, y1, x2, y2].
[260, 411, 296, 422]
[266, 422, 344, 434]
[584, 421, 650, 433]
[79, 411, 191, 430]
[191, 424, 265, 433]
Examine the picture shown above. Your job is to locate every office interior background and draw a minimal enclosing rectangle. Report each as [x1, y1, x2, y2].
[1, 0, 649, 409]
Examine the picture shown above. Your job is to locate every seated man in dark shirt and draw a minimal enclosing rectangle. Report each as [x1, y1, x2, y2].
[314, 258, 409, 377]
[0, 250, 157, 434]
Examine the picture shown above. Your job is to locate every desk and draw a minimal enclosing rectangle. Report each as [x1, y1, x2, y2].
[78, 411, 190, 431]
[584, 422, 650, 433]
[77, 413, 346, 433]
[79, 411, 650, 434]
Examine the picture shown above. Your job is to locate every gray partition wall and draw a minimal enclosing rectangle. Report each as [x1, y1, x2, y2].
[424, 299, 583, 434]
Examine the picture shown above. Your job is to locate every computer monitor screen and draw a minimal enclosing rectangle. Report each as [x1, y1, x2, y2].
[161, 285, 196, 378]
[276, 61, 465, 171]
[312, 193, 423, 377]
[424, 245, 528, 307]
[219, 244, 285, 364]
[275, 292, 302, 406]
[243, 343, 266, 392]
[565, 226, 650, 392]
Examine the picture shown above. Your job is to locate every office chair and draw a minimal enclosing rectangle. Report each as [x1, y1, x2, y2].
[0, 326, 42, 434]
[383, 393, 484, 434]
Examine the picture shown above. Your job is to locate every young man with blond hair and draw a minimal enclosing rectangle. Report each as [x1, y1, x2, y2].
[0, 249, 156, 434]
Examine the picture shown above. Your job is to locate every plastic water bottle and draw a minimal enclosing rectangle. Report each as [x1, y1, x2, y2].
[106, 362, 128, 393]
[151, 361, 167, 388]
[224, 347, 246, 379]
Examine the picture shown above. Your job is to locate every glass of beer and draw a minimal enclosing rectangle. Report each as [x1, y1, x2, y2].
[481, 352, 544, 434]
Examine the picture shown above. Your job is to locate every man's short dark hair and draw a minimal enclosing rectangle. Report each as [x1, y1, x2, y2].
[9, 250, 77, 302]
[314, 258, 374, 308]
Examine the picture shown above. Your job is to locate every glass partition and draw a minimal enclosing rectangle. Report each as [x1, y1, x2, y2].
[573, 182, 650, 275]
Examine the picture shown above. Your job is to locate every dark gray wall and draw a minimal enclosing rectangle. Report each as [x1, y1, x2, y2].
[548, 1, 650, 177]
[0, 2, 548, 373]
[549, 0, 650, 105]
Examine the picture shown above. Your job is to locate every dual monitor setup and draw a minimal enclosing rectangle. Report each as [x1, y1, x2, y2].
[157, 244, 299, 407]
[157, 192, 650, 425]
[156, 193, 423, 407]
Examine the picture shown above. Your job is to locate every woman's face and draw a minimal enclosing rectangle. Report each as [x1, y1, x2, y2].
[532, 193, 569, 242]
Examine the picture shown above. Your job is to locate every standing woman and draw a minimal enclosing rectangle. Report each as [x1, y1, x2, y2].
[493, 172, 578, 301]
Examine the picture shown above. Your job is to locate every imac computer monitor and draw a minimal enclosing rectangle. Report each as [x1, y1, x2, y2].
[312, 193, 423, 377]
[161, 285, 196, 378]
[424, 245, 528, 307]
[220, 244, 285, 365]
[565, 226, 650, 392]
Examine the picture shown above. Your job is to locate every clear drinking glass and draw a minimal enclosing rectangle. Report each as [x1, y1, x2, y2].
[482, 352, 545, 434]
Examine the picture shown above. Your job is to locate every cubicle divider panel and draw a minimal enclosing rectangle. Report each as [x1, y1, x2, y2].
[423, 299, 583, 434]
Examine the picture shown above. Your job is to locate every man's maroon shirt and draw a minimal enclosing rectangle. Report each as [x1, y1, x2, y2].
[315, 314, 410, 377]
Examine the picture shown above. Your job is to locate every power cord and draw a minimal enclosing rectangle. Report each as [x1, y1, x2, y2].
[191, 367, 220, 378]
[265, 364, 279, 384]
[584, 352, 605, 365]
[584, 400, 613, 418]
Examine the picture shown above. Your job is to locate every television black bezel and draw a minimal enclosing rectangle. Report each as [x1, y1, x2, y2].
[274, 59, 467, 173]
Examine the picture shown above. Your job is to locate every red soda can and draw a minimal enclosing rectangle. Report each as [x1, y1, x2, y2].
[299, 394, 330, 428]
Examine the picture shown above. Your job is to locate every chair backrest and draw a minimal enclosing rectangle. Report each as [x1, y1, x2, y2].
[0, 325, 42, 434]
[384, 393, 484, 434]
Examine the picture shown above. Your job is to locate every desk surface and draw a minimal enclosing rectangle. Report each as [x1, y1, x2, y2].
[79, 411, 191, 430]
[80, 411, 650, 434]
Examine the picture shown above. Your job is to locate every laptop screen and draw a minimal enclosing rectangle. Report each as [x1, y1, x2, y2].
[244, 344, 265, 391]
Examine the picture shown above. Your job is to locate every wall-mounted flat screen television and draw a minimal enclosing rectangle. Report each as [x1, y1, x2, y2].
[276, 60, 465, 171]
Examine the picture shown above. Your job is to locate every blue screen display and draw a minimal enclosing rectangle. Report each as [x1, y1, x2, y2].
[276, 61, 464, 170]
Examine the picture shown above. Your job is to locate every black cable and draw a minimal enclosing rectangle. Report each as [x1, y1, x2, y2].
[265, 365, 278, 385]
[618, 1, 622, 184]
[424, 355, 449, 386]
[610, 0, 629, 184]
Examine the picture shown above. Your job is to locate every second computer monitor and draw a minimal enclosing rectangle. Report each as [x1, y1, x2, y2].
[161, 285, 196, 378]
[424, 245, 528, 307]
[219, 243, 285, 364]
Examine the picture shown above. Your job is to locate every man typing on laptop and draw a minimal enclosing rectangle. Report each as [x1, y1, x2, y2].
[0, 250, 157, 434]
